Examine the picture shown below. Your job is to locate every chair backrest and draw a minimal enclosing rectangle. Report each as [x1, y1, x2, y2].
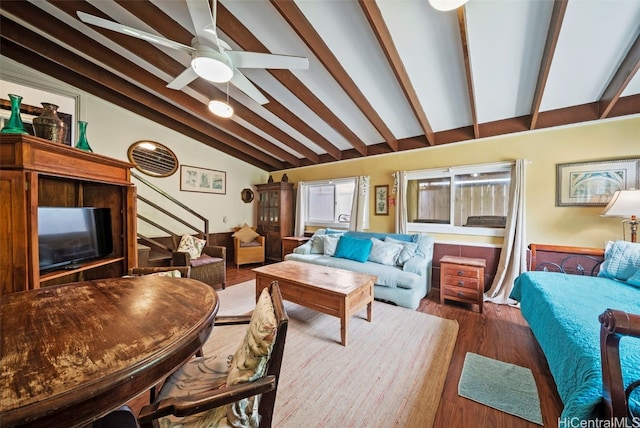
[258, 281, 289, 427]
[128, 266, 191, 277]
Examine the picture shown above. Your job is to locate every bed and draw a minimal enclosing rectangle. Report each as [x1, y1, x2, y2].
[510, 243, 640, 422]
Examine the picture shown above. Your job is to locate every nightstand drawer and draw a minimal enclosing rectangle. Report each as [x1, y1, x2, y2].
[441, 275, 481, 290]
[441, 264, 482, 279]
[442, 286, 482, 301]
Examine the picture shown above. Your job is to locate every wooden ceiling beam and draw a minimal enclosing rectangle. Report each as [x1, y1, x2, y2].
[0, 39, 279, 171]
[457, 7, 479, 139]
[598, 34, 640, 119]
[359, 0, 434, 146]
[0, 14, 284, 170]
[113, 0, 320, 164]
[271, 0, 399, 152]
[3, 1, 297, 167]
[215, 3, 354, 159]
[530, 0, 568, 130]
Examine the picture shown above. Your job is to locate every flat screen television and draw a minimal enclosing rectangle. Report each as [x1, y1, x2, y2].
[38, 207, 113, 273]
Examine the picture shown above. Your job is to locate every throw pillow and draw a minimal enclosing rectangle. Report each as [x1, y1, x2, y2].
[368, 238, 403, 266]
[626, 269, 640, 288]
[385, 237, 419, 266]
[334, 235, 373, 263]
[598, 240, 640, 281]
[233, 224, 260, 244]
[310, 235, 325, 254]
[177, 234, 206, 259]
[226, 287, 278, 427]
[323, 234, 342, 256]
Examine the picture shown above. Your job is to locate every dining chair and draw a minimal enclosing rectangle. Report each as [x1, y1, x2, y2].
[138, 281, 288, 428]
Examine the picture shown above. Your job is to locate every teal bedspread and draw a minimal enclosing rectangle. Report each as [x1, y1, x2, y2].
[510, 271, 640, 421]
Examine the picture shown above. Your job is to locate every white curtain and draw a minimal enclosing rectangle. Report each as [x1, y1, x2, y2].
[349, 176, 370, 231]
[394, 171, 407, 234]
[294, 181, 307, 237]
[485, 158, 527, 304]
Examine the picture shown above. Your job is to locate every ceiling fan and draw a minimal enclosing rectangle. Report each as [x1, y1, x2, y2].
[77, 0, 309, 106]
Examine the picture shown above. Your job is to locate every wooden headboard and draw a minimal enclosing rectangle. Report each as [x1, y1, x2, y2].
[529, 244, 605, 277]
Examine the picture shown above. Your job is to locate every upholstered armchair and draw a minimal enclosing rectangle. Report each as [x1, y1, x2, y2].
[172, 235, 226, 289]
[233, 224, 265, 270]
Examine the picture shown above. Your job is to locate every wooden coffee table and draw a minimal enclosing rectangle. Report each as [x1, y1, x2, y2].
[253, 261, 377, 346]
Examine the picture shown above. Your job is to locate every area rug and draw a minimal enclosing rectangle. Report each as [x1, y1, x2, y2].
[203, 280, 459, 427]
[458, 352, 543, 425]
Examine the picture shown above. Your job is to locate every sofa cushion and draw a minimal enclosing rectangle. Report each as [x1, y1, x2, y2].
[190, 254, 223, 268]
[368, 238, 403, 266]
[233, 224, 260, 244]
[598, 240, 640, 281]
[334, 235, 373, 263]
[177, 234, 206, 259]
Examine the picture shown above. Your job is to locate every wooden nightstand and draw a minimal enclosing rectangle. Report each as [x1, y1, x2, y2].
[281, 236, 311, 258]
[439, 255, 486, 313]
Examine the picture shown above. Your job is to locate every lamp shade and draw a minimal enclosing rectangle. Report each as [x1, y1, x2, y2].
[601, 189, 640, 218]
[428, 0, 470, 11]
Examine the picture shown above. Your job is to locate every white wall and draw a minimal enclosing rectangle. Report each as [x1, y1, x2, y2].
[1, 57, 268, 235]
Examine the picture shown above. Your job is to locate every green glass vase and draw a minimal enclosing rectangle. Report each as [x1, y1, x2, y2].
[1, 94, 28, 135]
[75, 121, 93, 152]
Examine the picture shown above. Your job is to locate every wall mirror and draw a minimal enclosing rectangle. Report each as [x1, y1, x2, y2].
[127, 140, 178, 177]
[241, 188, 254, 203]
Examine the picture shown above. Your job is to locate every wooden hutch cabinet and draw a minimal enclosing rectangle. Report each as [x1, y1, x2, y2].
[256, 181, 293, 262]
[0, 134, 137, 295]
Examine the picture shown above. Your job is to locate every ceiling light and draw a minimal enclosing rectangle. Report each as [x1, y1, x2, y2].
[428, 0, 469, 11]
[191, 44, 233, 83]
[208, 100, 234, 118]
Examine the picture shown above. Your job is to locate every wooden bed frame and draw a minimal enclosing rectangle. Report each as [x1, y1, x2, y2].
[528, 244, 640, 421]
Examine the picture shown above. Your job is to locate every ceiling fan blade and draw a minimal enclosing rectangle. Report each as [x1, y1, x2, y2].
[226, 51, 310, 70]
[185, 0, 220, 49]
[77, 11, 194, 53]
[167, 67, 199, 90]
[230, 70, 269, 105]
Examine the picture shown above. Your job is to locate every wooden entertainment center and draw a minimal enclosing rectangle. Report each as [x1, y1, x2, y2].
[0, 134, 137, 295]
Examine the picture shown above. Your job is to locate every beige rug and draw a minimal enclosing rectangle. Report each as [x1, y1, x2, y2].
[203, 280, 459, 427]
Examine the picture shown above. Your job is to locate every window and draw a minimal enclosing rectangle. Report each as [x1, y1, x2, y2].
[406, 162, 513, 236]
[305, 178, 356, 228]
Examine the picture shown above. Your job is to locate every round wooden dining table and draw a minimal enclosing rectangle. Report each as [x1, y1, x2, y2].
[0, 276, 219, 428]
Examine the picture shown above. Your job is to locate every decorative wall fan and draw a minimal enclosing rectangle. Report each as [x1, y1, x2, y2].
[77, 0, 309, 105]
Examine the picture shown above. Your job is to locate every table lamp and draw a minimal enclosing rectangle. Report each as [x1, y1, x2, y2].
[601, 189, 640, 242]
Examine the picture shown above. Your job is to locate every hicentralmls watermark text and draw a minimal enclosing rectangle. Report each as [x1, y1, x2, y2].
[558, 417, 640, 428]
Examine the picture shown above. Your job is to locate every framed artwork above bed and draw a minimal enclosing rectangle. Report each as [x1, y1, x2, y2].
[556, 157, 640, 206]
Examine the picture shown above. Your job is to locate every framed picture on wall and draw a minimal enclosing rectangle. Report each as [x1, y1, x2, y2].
[556, 157, 640, 206]
[375, 185, 389, 215]
[180, 165, 226, 194]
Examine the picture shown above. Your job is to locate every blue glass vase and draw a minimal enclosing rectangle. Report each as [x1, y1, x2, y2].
[1, 94, 28, 135]
[75, 121, 93, 152]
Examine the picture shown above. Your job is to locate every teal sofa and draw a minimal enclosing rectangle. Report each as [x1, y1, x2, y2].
[284, 229, 434, 310]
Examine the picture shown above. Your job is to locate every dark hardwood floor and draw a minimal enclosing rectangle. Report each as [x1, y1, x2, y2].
[128, 264, 563, 427]
[224, 264, 564, 428]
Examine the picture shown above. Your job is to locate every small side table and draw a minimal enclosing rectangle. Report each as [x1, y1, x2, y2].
[439, 255, 486, 313]
[282, 236, 311, 258]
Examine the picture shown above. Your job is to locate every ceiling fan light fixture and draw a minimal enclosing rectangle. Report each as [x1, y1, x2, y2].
[208, 100, 234, 118]
[428, 0, 469, 11]
[191, 44, 233, 83]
